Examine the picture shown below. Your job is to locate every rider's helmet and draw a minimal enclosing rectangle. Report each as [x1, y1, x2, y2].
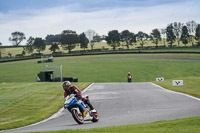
[62, 81, 71, 91]
[128, 72, 130, 74]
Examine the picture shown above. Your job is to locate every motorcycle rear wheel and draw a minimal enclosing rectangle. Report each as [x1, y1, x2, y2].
[71, 109, 84, 124]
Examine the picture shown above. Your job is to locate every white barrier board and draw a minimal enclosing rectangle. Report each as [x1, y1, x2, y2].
[172, 80, 183, 86]
[156, 77, 164, 81]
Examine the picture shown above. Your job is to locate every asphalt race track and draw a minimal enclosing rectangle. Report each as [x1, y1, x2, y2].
[1, 82, 200, 133]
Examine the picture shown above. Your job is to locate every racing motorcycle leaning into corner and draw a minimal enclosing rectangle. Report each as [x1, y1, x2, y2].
[64, 94, 99, 124]
[62, 81, 99, 124]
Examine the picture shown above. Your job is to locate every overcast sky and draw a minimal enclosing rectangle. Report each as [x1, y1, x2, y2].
[0, 0, 199, 45]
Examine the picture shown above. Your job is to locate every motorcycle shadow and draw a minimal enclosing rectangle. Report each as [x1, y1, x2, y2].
[65, 121, 95, 127]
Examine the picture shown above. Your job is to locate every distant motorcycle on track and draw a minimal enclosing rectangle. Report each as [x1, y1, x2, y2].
[64, 94, 99, 124]
[128, 75, 132, 82]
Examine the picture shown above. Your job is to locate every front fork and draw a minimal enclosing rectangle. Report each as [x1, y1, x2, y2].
[71, 107, 81, 115]
[70, 107, 88, 117]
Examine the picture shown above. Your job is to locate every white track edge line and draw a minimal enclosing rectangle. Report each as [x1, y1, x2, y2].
[150, 82, 200, 102]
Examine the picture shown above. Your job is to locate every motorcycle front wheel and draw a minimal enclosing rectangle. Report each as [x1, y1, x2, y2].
[71, 109, 84, 124]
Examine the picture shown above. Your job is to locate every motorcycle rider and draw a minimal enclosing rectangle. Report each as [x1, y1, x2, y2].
[127, 72, 132, 82]
[62, 81, 96, 116]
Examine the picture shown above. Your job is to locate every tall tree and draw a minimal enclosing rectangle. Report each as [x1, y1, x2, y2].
[33, 38, 46, 54]
[172, 22, 183, 46]
[93, 34, 101, 42]
[180, 26, 189, 47]
[49, 44, 59, 53]
[45, 34, 61, 44]
[166, 24, 176, 48]
[24, 36, 35, 54]
[195, 24, 200, 46]
[89, 34, 101, 50]
[61, 30, 79, 53]
[151, 29, 161, 48]
[186, 20, 197, 46]
[84, 30, 97, 43]
[0, 42, 2, 59]
[79, 32, 89, 50]
[9, 31, 26, 46]
[136, 31, 148, 49]
[120, 30, 136, 49]
[106, 30, 120, 50]
[160, 28, 166, 46]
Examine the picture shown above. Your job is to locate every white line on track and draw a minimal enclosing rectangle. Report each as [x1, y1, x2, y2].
[150, 82, 200, 102]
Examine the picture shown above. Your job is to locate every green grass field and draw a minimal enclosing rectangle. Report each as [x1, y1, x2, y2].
[153, 76, 200, 98]
[29, 116, 200, 133]
[0, 53, 200, 132]
[0, 82, 90, 130]
[0, 54, 200, 83]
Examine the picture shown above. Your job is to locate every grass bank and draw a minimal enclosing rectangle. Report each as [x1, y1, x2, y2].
[153, 76, 200, 98]
[1, 41, 200, 58]
[0, 82, 90, 130]
[0, 54, 200, 82]
[30, 116, 200, 133]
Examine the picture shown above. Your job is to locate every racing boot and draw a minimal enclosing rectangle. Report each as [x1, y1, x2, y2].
[91, 109, 97, 113]
[82, 110, 88, 117]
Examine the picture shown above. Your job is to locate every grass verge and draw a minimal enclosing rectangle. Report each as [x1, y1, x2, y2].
[29, 116, 200, 133]
[0, 82, 90, 130]
[153, 76, 200, 98]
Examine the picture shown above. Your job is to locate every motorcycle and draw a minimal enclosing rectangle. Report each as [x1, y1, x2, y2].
[128, 75, 132, 82]
[64, 94, 99, 124]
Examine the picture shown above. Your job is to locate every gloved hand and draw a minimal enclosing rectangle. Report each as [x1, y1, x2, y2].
[64, 104, 67, 109]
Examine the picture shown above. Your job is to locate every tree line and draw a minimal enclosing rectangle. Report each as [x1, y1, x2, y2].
[1, 20, 200, 56]
[105, 21, 200, 50]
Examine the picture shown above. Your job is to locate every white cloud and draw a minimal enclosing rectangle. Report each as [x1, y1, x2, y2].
[0, 0, 199, 45]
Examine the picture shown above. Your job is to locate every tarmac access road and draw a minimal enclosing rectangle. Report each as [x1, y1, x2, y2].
[1, 82, 200, 133]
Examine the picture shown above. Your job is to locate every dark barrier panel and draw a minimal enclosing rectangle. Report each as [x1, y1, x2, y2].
[63, 77, 74, 82]
[37, 71, 54, 82]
